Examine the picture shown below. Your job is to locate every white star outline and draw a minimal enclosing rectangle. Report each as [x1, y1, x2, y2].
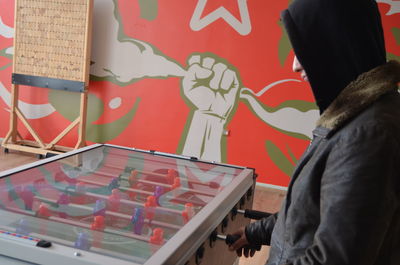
[190, 0, 252, 36]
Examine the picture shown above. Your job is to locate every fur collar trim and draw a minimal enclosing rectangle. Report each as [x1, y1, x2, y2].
[316, 60, 400, 130]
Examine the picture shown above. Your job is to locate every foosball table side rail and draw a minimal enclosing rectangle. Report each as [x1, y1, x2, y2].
[145, 168, 256, 265]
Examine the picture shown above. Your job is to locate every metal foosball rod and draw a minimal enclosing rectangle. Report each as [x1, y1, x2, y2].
[120, 173, 217, 197]
[4, 204, 167, 247]
[89, 168, 218, 198]
[102, 163, 221, 189]
[233, 208, 272, 220]
[34, 195, 181, 231]
[60, 182, 184, 215]
[209, 230, 261, 252]
[4, 205, 150, 242]
[76, 172, 215, 199]
[73, 178, 200, 213]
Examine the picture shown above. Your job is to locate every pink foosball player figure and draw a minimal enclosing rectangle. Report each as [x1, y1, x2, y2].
[144, 195, 157, 221]
[182, 203, 195, 224]
[149, 228, 164, 245]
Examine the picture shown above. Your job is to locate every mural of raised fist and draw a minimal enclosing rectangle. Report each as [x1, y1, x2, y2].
[180, 53, 242, 162]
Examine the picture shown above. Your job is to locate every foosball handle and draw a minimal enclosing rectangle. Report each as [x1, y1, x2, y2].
[243, 209, 272, 220]
[225, 234, 241, 245]
[225, 234, 261, 251]
[232, 207, 272, 220]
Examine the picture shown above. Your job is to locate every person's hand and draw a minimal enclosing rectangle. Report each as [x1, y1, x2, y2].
[182, 53, 241, 119]
[228, 227, 257, 258]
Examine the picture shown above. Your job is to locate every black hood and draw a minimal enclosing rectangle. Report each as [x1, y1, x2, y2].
[281, 0, 387, 113]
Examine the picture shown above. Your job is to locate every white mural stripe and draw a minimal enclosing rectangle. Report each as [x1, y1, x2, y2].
[255, 79, 301, 97]
[0, 16, 14, 38]
[376, 0, 400, 15]
[0, 82, 55, 119]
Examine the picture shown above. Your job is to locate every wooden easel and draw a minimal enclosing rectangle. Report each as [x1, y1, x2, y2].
[1, 0, 93, 158]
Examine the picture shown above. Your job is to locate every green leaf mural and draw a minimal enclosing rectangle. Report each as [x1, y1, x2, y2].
[392, 27, 400, 46]
[388, 52, 400, 61]
[278, 20, 292, 66]
[0, 47, 12, 71]
[86, 98, 140, 143]
[388, 28, 400, 61]
[49, 90, 140, 143]
[287, 144, 298, 165]
[265, 140, 296, 177]
[277, 0, 295, 66]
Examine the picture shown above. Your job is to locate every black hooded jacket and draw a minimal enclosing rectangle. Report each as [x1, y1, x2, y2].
[244, 1, 400, 265]
[282, 0, 386, 113]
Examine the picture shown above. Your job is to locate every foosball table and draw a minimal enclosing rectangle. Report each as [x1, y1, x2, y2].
[0, 144, 256, 265]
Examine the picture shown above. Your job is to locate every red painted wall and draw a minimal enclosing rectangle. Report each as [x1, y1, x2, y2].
[0, 0, 399, 187]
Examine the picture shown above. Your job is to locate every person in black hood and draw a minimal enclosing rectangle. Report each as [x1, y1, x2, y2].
[286, 0, 387, 113]
[229, 0, 400, 265]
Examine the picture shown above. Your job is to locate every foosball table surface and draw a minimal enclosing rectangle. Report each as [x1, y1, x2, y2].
[0, 144, 255, 265]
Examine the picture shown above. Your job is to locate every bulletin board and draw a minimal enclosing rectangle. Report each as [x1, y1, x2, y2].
[12, 0, 92, 91]
[2, 0, 93, 157]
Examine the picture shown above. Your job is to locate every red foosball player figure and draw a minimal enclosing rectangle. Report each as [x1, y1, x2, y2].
[127, 171, 139, 200]
[108, 189, 121, 212]
[36, 203, 51, 219]
[172, 177, 181, 189]
[149, 228, 164, 245]
[36, 203, 51, 234]
[75, 182, 86, 194]
[71, 182, 88, 204]
[182, 203, 195, 224]
[128, 170, 139, 186]
[91, 215, 105, 248]
[166, 169, 178, 184]
[144, 195, 157, 221]
[20, 185, 35, 211]
[128, 190, 137, 201]
[91, 215, 105, 231]
[172, 177, 181, 197]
